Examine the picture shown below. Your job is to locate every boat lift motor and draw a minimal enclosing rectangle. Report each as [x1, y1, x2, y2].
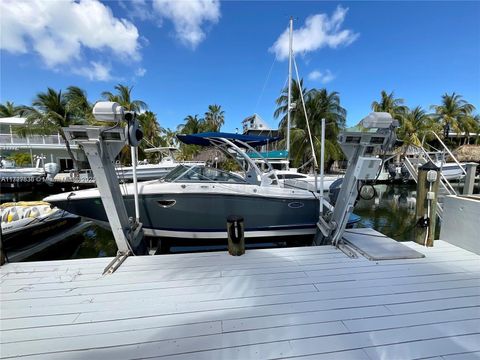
[62, 102, 146, 271]
[315, 112, 399, 248]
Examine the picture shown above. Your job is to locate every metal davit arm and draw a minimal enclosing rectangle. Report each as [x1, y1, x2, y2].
[63, 102, 146, 273]
[315, 112, 399, 248]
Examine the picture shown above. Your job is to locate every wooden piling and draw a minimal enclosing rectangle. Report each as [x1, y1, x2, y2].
[414, 160, 440, 247]
[227, 215, 245, 256]
[463, 163, 478, 195]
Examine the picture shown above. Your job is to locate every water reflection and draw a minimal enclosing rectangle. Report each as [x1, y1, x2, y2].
[354, 184, 418, 241]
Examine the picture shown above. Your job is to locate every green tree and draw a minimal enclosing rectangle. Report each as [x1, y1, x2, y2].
[204, 104, 225, 132]
[275, 81, 346, 171]
[0, 101, 27, 117]
[7, 152, 31, 166]
[101, 84, 147, 112]
[371, 90, 408, 120]
[458, 113, 480, 145]
[274, 79, 308, 136]
[137, 111, 161, 161]
[65, 86, 94, 123]
[102, 84, 148, 164]
[177, 115, 205, 134]
[176, 115, 205, 160]
[397, 106, 434, 148]
[159, 127, 178, 147]
[431, 92, 476, 137]
[20, 88, 91, 170]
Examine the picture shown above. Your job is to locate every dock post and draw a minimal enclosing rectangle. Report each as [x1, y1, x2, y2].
[227, 215, 245, 256]
[463, 163, 478, 195]
[414, 161, 440, 247]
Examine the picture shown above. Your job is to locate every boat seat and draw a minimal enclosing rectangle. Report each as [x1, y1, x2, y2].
[1, 205, 52, 222]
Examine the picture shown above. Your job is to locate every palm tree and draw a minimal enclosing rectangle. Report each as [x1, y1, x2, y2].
[371, 91, 408, 120]
[65, 86, 94, 124]
[0, 101, 27, 117]
[102, 84, 148, 165]
[204, 104, 225, 132]
[176, 115, 206, 160]
[274, 79, 308, 135]
[275, 82, 347, 170]
[397, 106, 434, 148]
[101, 84, 148, 112]
[177, 115, 205, 134]
[458, 113, 480, 145]
[431, 92, 476, 137]
[21, 88, 90, 170]
[160, 127, 178, 147]
[137, 111, 161, 161]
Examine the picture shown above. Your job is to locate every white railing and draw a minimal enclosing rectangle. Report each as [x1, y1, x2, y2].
[402, 133, 468, 220]
[0, 133, 63, 145]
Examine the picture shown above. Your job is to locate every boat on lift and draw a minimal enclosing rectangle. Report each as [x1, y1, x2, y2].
[115, 146, 205, 182]
[45, 133, 325, 241]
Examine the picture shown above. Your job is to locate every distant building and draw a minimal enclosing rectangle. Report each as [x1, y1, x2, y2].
[241, 114, 279, 138]
[0, 117, 85, 170]
[241, 114, 288, 169]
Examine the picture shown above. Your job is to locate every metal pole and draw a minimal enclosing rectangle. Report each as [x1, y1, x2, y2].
[131, 146, 140, 222]
[320, 118, 325, 214]
[286, 17, 293, 165]
[463, 163, 478, 195]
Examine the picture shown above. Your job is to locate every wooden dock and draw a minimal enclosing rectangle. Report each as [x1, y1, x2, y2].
[1, 236, 479, 359]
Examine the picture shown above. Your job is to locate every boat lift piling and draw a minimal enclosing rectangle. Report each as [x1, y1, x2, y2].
[415, 161, 441, 247]
[314, 112, 399, 250]
[62, 102, 146, 273]
[463, 162, 478, 195]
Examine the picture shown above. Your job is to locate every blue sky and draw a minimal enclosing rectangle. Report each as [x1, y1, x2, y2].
[1, 1, 479, 131]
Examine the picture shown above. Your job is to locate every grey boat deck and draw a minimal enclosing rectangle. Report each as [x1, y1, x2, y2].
[1, 234, 479, 359]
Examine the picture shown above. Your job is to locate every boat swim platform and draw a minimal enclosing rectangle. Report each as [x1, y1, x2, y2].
[1, 230, 479, 359]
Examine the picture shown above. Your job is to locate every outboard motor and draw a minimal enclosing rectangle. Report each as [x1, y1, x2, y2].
[44, 163, 60, 184]
[387, 163, 397, 180]
[400, 164, 410, 182]
[328, 178, 344, 207]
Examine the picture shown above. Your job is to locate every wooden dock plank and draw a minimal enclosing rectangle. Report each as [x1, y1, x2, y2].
[442, 352, 480, 360]
[1, 238, 479, 360]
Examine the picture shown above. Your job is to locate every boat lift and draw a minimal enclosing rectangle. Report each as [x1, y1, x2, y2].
[315, 112, 399, 251]
[62, 102, 146, 273]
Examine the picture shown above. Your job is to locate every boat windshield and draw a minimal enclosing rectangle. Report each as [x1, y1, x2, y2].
[162, 165, 246, 183]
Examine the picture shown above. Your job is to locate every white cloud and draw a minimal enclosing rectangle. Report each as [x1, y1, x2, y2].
[308, 69, 335, 84]
[0, 0, 141, 68]
[152, 0, 220, 48]
[119, 0, 155, 22]
[270, 6, 359, 60]
[135, 67, 147, 77]
[74, 61, 113, 81]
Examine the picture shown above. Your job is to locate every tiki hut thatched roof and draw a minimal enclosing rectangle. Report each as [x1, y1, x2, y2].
[192, 148, 228, 163]
[452, 145, 480, 163]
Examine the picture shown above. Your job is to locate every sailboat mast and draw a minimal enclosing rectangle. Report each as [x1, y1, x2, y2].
[286, 16, 293, 163]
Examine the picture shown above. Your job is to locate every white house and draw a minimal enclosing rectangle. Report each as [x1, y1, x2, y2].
[0, 117, 85, 170]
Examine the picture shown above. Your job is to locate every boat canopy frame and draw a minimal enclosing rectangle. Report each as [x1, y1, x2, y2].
[177, 133, 280, 186]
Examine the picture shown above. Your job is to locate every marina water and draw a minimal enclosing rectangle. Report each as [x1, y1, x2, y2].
[2, 184, 426, 261]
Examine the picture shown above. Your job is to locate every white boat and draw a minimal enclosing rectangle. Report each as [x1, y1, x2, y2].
[115, 147, 205, 181]
[45, 133, 325, 241]
[274, 169, 341, 192]
[1, 201, 80, 251]
[0, 158, 45, 182]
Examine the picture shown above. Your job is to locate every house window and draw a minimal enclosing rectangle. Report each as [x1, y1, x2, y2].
[59, 158, 74, 171]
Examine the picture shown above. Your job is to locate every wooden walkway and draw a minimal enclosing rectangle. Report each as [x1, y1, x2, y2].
[1, 238, 479, 359]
